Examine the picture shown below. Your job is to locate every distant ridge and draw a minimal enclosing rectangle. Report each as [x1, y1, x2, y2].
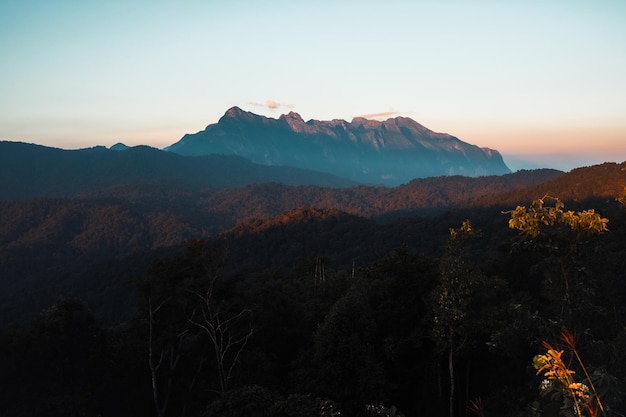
[0, 141, 356, 200]
[110, 142, 130, 151]
[166, 107, 511, 185]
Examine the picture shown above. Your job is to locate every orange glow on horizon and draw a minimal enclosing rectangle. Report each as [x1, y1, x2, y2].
[447, 124, 626, 156]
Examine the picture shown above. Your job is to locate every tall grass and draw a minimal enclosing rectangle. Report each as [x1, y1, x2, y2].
[533, 329, 606, 417]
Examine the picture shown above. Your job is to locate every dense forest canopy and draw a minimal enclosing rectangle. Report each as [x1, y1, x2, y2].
[1, 162, 625, 416]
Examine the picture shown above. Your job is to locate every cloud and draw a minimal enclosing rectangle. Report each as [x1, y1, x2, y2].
[356, 111, 401, 120]
[248, 100, 296, 111]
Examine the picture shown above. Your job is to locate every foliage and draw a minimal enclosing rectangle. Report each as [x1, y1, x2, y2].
[432, 220, 507, 417]
[506, 197, 612, 330]
[532, 329, 612, 417]
[203, 385, 275, 417]
[204, 385, 342, 417]
[508, 197, 608, 238]
[0, 297, 151, 417]
[618, 187, 626, 208]
[1, 163, 626, 416]
[432, 220, 480, 349]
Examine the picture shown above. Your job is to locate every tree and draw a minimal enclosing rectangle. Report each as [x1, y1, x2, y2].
[357, 245, 439, 415]
[431, 220, 503, 417]
[147, 295, 189, 417]
[508, 196, 608, 238]
[506, 197, 609, 327]
[306, 284, 385, 414]
[138, 240, 228, 417]
[0, 298, 110, 417]
[299, 246, 439, 416]
[187, 274, 254, 394]
[505, 197, 621, 415]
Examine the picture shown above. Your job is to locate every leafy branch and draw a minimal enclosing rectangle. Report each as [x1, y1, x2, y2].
[506, 196, 608, 238]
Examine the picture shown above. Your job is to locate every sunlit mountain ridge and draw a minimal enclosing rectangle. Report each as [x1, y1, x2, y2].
[166, 106, 511, 185]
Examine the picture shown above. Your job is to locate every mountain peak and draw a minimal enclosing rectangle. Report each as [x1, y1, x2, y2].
[387, 116, 435, 135]
[280, 111, 304, 122]
[279, 111, 307, 131]
[221, 106, 259, 123]
[167, 107, 511, 184]
[223, 106, 246, 117]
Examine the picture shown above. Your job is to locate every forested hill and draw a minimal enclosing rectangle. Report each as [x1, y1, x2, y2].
[1, 162, 625, 326]
[76, 162, 625, 223]
[474, 161, 626, 207]
[0, 163, 625, 416]
[0, 141, 356, 200]
[77, 168, 565, 222]
[0, 164, 626, 417]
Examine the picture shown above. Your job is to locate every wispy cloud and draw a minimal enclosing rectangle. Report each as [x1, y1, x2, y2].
[248, 100, 296, 111]
[355, 111, 401, 120]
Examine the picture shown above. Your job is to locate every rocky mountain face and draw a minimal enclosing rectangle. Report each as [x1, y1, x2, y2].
[166, 107, 511, 185]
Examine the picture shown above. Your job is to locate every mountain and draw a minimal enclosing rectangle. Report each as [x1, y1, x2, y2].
[0, 141, 356, 200]
[110, 142, 130, 151]
[166, 107, 511, 185]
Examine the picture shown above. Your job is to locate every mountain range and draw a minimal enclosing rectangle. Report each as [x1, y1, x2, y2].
[166, 107, 511, 184]
[0, 107, 513, 200]
[3, 106, 626, 417]
[0, 141, 356, 200]
[2, 106, 625, 327]
[1, 107, 513, 199]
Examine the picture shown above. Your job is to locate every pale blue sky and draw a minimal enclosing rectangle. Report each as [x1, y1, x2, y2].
[1, 0, 625, 170]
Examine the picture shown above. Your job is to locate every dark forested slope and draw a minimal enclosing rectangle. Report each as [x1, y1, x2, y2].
[1, 186, 625, 417]
[1, 163, 625, 327]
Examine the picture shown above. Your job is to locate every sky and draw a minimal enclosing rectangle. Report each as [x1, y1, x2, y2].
[1, 0, 625, 171]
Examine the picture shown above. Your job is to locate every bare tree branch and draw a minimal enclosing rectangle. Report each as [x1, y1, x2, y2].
[186, 281, 253, 393]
